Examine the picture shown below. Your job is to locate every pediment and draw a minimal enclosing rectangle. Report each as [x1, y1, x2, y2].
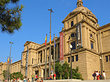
[24, 41, 30, 46]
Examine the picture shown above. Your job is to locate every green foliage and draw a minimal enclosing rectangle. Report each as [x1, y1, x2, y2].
[55, 62, 83, 80]
[55, 62, 62, 79]
[3, 70, 6, 79]
[11, 72, 24, 80]
[0, 0, 24, 33]
[62, 61, 70, 79]
[72, 66, 83, 80]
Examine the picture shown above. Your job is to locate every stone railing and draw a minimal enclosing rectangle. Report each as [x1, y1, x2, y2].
[43, 79, 110, 82]
[0, 79, 110, 82]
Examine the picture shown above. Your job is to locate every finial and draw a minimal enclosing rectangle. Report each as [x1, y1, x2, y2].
[77, 0, 83, 7]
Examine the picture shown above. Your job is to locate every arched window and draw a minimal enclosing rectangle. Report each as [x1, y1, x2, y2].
[71, 41, 76, 50]
[71, 21, 74, 27]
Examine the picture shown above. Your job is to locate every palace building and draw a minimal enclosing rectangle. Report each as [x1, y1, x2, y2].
[0, 0, 110, 80]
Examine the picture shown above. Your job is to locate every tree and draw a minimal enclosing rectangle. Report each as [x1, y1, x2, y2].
[0, 0, 24, 33]
[72, 66, 83, 80]
[3, 70, 6, 79]
[55, 62, 63, 79]
[55, 62, 83, 80]
[11, 72, 24, 80]
[62, 61, 70, 79]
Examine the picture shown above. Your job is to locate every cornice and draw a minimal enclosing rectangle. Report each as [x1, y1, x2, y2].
[64, 48, 99, 56]
[24, 41, 41, 46]
[62, 11, 98, 24]
[97, 23, 110, 31]
[11, 60, 21, 65]
[101, 51, 110, 55]
[61, 19, 97, 33]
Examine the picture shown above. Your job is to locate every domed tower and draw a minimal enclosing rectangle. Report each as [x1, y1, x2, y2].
[61, 0, 100, 80]
[62, 0, 99, 52]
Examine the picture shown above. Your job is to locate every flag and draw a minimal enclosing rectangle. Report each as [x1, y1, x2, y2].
[50, 35, 51, 44]
[45, 34, 47, 46]
[7, 57, 9, 63]
[11, 58, 12, 64]
[54, 36, 56, 47]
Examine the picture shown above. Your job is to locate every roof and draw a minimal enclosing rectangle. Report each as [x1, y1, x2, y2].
[62, 0, 98, 23]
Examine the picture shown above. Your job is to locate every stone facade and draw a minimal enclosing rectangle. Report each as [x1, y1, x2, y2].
[0, 0, 110, 80]
[0, 62, 7, 80]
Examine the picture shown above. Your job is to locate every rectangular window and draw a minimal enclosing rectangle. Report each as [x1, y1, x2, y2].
[41, 53, 42, 63]
[76, 55, 78, 61]
[71, 21, 73, 27]
[71, 33, 74, 37]
[32, 58, 33, 64]
[109, 55, 110, 61]
[68, 22, 69, 28]
[91, 42, 93, 49]
[68, 57, 70, 63]
[106, 56, 108, 62]
[48, 57, 49, 61]
[72, 56, 74, 62]
[71, 41, 76, 50]
[90, 33, 92, 37]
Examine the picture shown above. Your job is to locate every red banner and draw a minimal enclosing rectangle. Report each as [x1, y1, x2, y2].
[60, 32, 64, 63]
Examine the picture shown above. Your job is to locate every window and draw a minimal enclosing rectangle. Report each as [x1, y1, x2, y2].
[68, 22, 69, 28]
[41, 53, 42, 63]
[71, 33, 74, 37]
[90, 33, 92, 37]
[71, 41, 76, 50]
[71, 21, 73, 27]
[48, 57, 49, 61]
[105, 56, 108, 62]
[32, 58, 33, 64]
[68, 57, 70, 63]
[76, 55, 78, 61]
[72, 56, 74, 62]
[109, 55, 110, 61]
[68, 36, 70, 40]
[91, 42, 94, 49]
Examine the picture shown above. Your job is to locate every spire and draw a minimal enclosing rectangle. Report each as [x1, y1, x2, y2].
[77, 0, 83, 7]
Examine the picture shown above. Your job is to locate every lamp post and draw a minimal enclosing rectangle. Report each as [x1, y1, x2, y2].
[70, 44, 73, 79]
[48, 8, 53, 76]
[8, 42, 13, 81]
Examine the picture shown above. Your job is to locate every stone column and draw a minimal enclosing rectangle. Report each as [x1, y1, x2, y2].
[36, 52, 38, 64]
[88, 29, 90, 49]
[56, 43, 58, 60]
[38, 52, 40, 63]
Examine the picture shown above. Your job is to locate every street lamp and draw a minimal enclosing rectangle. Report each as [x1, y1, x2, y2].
[70, 44, 73, 79]
[6, 42, 13, 81]
[48, 8, 53, 76]
[9, 42, 13, 58]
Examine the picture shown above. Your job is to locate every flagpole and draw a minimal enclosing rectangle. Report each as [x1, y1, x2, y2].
[25, 47, 29, 78]
[45, 34, 47, 79]
[53, 34, 55, 74]
[48, 8, 53, 76]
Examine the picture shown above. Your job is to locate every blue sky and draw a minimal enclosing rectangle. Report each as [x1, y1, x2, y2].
[0, 0, 110, 63]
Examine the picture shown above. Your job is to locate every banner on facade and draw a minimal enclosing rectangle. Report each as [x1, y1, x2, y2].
[60, 32, 64, 64]
[76, 23, 82, 48]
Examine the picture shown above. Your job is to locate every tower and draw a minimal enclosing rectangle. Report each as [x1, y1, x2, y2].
[62, 0, 100, 80]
